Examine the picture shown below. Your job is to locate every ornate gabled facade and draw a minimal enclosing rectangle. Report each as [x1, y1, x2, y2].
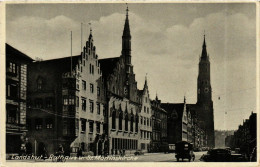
[99, 7, 140, 155]
[138, 77, 152, 152]
[27, 30, 106, 156]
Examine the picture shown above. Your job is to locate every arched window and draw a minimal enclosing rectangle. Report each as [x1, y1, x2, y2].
[135, 115, 138, 132]
[130, 114, 134, 132]
[119, 112, 123, 130]
[112, 110, 116, 130]
[125, 112, 128, 131]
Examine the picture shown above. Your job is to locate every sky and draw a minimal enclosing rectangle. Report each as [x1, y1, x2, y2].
[6, 3, 256, 130]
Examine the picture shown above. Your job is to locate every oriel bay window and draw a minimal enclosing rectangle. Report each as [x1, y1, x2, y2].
[63, 96, 75, 105]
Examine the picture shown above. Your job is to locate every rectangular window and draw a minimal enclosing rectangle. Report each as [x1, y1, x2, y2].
[89, 121, 93, 133]
[7, 84, 18, 99]
[96, 122, 100, 134]
[81, 98, 86, 111]
[89, 100, 94, 113]
[89, 64, 92, 74]
[81, 119, 86, 133]
[144, 106, 146, 113]
[64, 96, 75, 105]
[8, 62, 17, 74]
[35, 119, 42, 130]
[144, 117, 146, 125]
[76, 96, 79, 107]
[97, 87, 100, 96]
[90, 83, 94, 93]
[46, 118, 53, 129]
[97, 103, 100, 115]
[35, 98, 43, 108]
[147, 107, 149, 114]
[82, 80, 86, 90]
[92, 65, 94, 74]
[46, 98, 53, 108]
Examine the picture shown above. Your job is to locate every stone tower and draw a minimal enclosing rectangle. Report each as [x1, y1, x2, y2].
[196, 35, 215, 148]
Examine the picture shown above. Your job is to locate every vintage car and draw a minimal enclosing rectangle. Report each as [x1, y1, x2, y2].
[175, 141, 195, 162]
[134, 150, 144, 156]
[200, 148, 246, 162]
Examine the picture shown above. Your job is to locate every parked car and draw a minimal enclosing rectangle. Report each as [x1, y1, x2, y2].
[134, 150, 144, 156]
[175, 141, 195, 162]
[200, 148, 246, 162]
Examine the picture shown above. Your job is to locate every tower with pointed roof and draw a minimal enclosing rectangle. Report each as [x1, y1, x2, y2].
[196, 34, 215, 148]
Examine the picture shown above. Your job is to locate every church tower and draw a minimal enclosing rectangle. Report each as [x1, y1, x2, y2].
[122, 6, 132, 75]
[196, 34, 215, 148]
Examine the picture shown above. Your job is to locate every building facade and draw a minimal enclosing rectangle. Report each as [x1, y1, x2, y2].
[99, 8, 140, 155]
[26, 31, 106, 156]
[151, 96, 168, 152]
[138, 77, 152, 152]
[162, 98, 193, 145]
[225, 112, 256, 159]
[6, 44, 33, 156]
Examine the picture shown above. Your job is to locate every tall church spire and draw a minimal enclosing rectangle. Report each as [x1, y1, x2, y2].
[122, 4, 132, 73]
[201, 32, 208, 60]
[123, 4, 131, 38]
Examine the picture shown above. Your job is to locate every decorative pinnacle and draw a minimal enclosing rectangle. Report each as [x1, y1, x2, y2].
[89, 22, 92, 34]
[126, 3, 129, 17]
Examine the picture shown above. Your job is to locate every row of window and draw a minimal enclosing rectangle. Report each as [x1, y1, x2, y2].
[112, 111, 138, 132]
[140, 116, 151, 127]
[81, 81, 100, 95]
[27, 118, 54, 130]
[111, 138, 138, 150]
[7, 62, 18, 74]
[80, 97, 102, 114]
[143, 106, 150, 114]
[81, 119, 101, 134]
[140, 130, 152, 140]
[33, 98, 53, 109]
[78, 60, 100, 75]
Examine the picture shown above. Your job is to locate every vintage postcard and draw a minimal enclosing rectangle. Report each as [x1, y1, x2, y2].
[0, 1, 259, 167]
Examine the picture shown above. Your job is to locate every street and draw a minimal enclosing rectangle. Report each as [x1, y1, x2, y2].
[7, 151, 207, 162]
[134, 151, 206, 162]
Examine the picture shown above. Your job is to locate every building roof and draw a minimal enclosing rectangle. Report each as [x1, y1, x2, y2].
[161, 103, 185, 121]
[6, 43, 34, 62]
[98, 57, 120, 78]
[32, 55, 81, 73]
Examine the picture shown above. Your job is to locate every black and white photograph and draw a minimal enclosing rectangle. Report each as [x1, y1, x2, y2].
[1, 1, 258, 165]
